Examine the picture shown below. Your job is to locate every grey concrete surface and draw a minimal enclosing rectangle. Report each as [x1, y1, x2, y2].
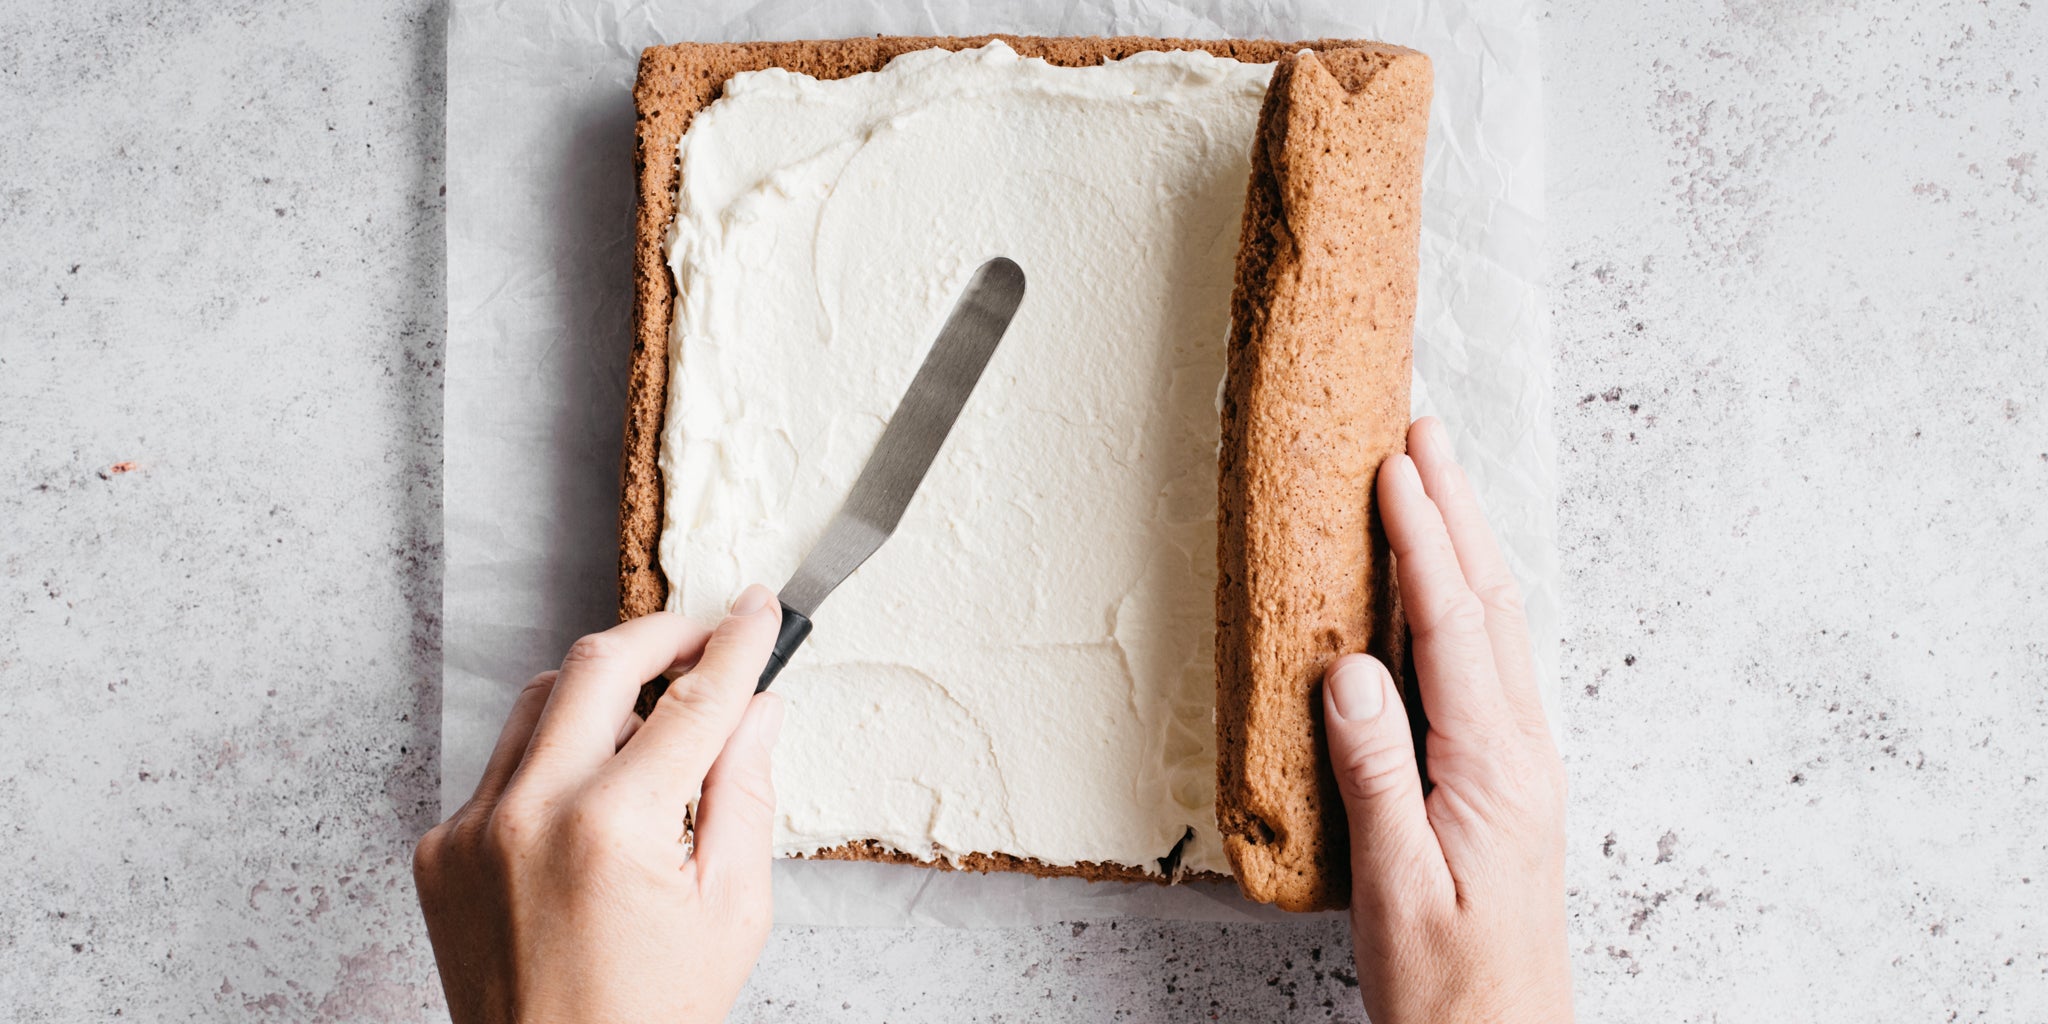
[1, 0, 2042, 1021]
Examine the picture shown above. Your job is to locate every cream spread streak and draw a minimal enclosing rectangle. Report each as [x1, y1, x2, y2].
[661, 41, 1271, 876]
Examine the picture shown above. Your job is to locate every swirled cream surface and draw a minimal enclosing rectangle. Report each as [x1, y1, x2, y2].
[660, 41, 1271, 876]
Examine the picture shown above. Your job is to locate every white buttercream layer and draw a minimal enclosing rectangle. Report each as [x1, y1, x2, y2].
[661, 42, 1272, 876]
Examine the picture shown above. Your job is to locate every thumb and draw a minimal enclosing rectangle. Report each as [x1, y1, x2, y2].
[1324, 655, 1450, 915]
[606, 585, 782, 807]
[691, 692, 785, 892]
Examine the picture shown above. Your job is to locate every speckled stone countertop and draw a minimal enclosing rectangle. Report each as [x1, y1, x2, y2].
[2, 1, 2043, 1020]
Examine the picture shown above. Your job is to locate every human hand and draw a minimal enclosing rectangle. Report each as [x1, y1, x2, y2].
[1323, 417, 1572, 1023]
[414, 585, 786, 1024]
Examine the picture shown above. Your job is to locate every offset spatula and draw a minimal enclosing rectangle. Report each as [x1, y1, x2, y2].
[755, 256, 1027, 691]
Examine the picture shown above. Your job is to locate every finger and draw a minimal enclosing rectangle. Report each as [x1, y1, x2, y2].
[615, 711, 645, 751]
[607, 584, 782, 809]
[691, 693, 786, 889]
[466, 671, 557, 812]
[1407, 418, 1546, 735]
[1324, 656, 1452, 919]
[523, 613, 714, 779]
[1379, 453, 1513, 736]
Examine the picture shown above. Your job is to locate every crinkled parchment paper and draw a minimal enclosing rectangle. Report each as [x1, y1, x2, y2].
[444, 0, 1552, 926]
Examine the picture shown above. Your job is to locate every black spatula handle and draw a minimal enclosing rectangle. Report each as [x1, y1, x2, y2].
[755, 603, 812, 692]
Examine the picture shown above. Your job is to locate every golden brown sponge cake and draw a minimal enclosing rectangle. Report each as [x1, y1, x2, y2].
[1215, 47, 1430, 911]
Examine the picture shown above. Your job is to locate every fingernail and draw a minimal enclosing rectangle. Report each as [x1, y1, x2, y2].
[1327, 658, 1387, 722]
[731, 584, 774, 617]
[757, 695, 785, 751]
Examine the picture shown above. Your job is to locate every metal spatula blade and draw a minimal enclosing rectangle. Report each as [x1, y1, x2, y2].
[755, 256, 1027, 691]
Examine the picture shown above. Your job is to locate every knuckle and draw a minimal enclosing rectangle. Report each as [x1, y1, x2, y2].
[482, 793, 546, 858]
[660, 672, 718, 709]
[561, 790, 637, 848]
[411, 822, 450, 881]
[561, 632, 623, 669]
[1471, 576, 1527, 619]
[657, 671, 742, 728]
[449, 800, 496, 842]
[654, 682, 714, 728]
[1417, 590, 1489, 640]
[1333, 736, 1415, 804]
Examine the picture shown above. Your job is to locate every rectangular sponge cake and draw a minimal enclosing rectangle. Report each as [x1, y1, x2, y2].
[621, 34, 1429, 910]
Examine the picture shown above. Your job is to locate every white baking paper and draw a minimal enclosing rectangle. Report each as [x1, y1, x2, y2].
[444, 0, 1553, 927]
